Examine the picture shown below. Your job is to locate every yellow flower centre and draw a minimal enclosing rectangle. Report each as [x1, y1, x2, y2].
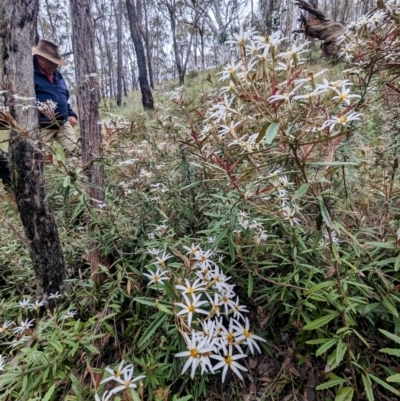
[339, 116, 348, 124]
[227, 333, 234, 343]
[215, 276, 221, 282]
[339, 93, 347, 100]
[188, 286, 195, 294]
[190, 348, 199, 358]
[244, 330, 252, 338]
[225, 356, 233, 365]
[188, 304, 195, 312]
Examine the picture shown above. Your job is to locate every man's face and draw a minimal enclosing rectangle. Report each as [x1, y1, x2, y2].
[36, 55, 58, 75]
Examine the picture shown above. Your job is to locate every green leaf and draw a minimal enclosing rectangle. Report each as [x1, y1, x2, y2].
[130, 389, 141, 401]
[48, 340, 63, 353]
[248, 272, 253, 298]
[175, 396, 192, 401]
[386, 374, 400, 383]
[335, 339, 347, 366]
[163, 281, 179, 301]
[265, 122, 280, 144]
[369, 373, 400, 395]
[379, 329, 400, 345]
[304, 281, 335, 295]
[379, 348, 400, 356]
[362, 374, 374, 401]
[310, 161, 358, 166]
[317, 197, 333, 229]
[335, 387, 354, 401]
[133, 297, 157, 307]
[63, 175, 71, 188]
[382, 296, 399, 317]
[315, 374, 346, 390]
[137, 312, 165, 351]
[292, 183, 309, 200]
[256, 122, 270, 143]
[42, 384, 56, 401]
[156, 300, 174, 315]
[316, 338, 338, 356]
[303, 311, 338, 330]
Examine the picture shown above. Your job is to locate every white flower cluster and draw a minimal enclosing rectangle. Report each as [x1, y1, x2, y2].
[102, 112, 130, 130]
[36, 99, 57, 113]
[0, 354, 6, 371]
[203, 28, 362, 155]
[143, 244, 266, 382]
[96, 360, 145, 401]
[340, 6, 400, 66]
[165, 86, 184, 101]
[318, 229, 340, 248]
[0, 294, 77, 353]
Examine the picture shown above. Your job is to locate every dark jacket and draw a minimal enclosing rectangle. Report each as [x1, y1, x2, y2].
[34, 58, 78, 127]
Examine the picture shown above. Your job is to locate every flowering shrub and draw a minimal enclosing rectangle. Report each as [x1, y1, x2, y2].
[3, 3, 400, 401]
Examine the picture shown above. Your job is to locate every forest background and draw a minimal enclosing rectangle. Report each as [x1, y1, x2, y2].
[1, 1, 400, 401]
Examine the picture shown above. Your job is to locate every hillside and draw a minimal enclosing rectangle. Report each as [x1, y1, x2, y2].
[2, 7, 400, 401]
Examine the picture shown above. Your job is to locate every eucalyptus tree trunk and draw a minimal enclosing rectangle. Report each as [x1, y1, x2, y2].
[166, 1, 184, 85]
[142, 0, 154, 89]
[0, 0, 66, 295]
[116, 0, 123, 106]
[266, 0, 275, 34]
[126, 0, 154, 109]
[94, 0, 115, 98]
[69, 0, 108, 275]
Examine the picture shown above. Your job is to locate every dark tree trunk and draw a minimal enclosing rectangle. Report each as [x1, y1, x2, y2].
[126, 0, 154, 109]
[166, 2, 184, 85]
[69, 0, 108, 275]
[116, 0, 123, 106]
[94, 0, 115, 98]
[142, 0, 154, 89]
[266, 0, 275, 34]
[0, 0, 66, 296]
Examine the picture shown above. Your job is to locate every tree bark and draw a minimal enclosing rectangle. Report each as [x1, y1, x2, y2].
[142, 0, 154, 89]
[69, 0, 108, 275]
[266, 0, 275, 34]
[0, 0, 66, 296]
[116, 0, 123, 106]
[94, 0, 115, 99]
[126, 0, 154, 109]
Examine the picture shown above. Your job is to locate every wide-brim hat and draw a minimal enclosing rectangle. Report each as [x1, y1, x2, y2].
[32, 39, 68, 66]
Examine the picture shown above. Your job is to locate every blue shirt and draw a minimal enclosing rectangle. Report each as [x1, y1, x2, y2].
[34, 58, 78, 127]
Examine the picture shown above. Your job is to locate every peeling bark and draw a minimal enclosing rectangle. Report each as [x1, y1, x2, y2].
[126, 0, 154, 110]
[69, 0, 108, 275]
[295, 0, 345, 58]
[0, 0, 66, 295]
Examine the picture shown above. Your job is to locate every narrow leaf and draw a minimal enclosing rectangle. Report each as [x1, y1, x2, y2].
[369, 373, 400, 395]
[42, 384, 56, 401]
[362, 374, 374, 401]
[386, 374, 400, 383]
[265, 122, 280, 144]
[292, 183, 309, 200]
[303, 311, 338, 330]
[335, 387, 354, 401]
[379, 329, 400, 345]
[256, 122, 270, 143]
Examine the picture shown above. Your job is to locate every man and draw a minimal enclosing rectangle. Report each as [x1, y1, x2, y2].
[0, 39, 78, 190]
[33, 39, 79, 163]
